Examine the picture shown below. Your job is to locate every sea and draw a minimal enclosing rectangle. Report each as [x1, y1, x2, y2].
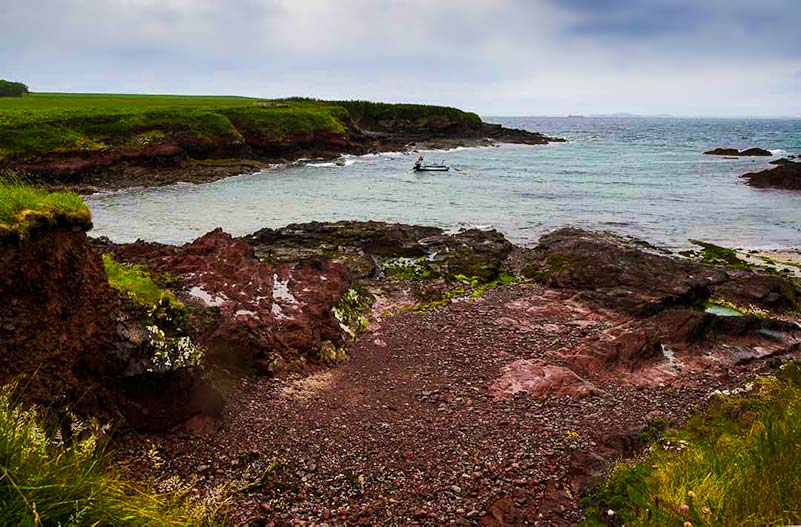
[86, 117, 801, 250]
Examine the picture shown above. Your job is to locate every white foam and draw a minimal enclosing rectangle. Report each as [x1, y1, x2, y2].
[769, 149, 786, 156]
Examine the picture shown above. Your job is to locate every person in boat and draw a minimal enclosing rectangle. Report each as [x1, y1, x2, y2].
[414, 154, 423, 170]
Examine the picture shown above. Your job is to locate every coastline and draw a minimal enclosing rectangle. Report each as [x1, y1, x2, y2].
[72, 136, 546, 195]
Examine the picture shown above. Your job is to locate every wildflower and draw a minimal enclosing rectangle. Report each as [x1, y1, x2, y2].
[687, 490, 696, 499]
[606, 509, 615, 517]
[701, 506, 711, 514]
[678, 504, 689, 514]
[684, 522, 693, 527]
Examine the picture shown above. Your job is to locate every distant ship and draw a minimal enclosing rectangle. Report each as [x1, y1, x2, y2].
[566, 114, 586, 118]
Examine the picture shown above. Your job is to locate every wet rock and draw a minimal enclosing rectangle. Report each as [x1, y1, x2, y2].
[741, 159, 801, 191]
[712, 273, 799, 311]
[246, 221, 513, 281]
[704, 147, 771, 156]
[522, 227, 723, 316]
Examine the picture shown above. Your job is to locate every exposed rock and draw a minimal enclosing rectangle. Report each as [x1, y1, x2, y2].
[490, 359, 603, 398]
[704, 147, 772, 156]
[107, 228, 352, 372]
[522, 227, 723, 316]
[712, 273, 799, 311]
[247, 220, 513, 282]
[741, 159, 801, 191]
[0, 228, 222, 431]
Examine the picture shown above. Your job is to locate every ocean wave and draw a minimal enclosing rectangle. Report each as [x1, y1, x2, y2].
[306, 159, 356, 168]
[769, 149, 787, 156]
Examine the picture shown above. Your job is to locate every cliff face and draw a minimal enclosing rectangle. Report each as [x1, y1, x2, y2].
[0, 226, 222, 431]
[0, 228, 118, 401]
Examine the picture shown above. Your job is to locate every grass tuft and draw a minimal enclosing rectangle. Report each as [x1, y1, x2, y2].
[0, 383, 216, 525]
[583, 361, 801, 526]
[0, 175, 91, 238]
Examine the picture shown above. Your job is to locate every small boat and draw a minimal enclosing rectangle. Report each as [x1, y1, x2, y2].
[413, 164, 450, 172]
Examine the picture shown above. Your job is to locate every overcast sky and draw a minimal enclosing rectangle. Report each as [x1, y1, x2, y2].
[2, 0, 800, 116]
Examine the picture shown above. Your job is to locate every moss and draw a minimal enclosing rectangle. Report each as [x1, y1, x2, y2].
[332, 286, 374, 340]
[382, 257, 435, 280]
[102, 254, 173, 308]
[318, 341, 348, 364]
[522, 253, 579, 282]
[686, 240, 753, 270]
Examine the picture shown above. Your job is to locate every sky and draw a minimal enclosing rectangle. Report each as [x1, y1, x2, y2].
[1, 0, 800, 117]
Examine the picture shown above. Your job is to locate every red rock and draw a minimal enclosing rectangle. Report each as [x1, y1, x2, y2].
[108, 229, 352, 372]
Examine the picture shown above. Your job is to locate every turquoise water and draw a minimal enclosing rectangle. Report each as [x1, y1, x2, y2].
[86, 117, 801, 249]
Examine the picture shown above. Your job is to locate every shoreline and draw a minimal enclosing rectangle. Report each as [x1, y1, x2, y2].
[82, 137, 534, 197]
[53, 136, 559, 195]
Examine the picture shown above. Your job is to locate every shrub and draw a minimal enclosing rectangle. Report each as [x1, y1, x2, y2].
[0, 80, 28, 97]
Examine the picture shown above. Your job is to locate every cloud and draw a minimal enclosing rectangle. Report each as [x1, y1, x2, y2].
[1, 0, 800, 116]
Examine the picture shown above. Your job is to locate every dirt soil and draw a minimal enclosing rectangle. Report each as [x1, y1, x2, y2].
[120, 283, 800, 526]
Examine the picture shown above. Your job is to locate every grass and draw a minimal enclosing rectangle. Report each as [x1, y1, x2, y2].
[0, 93, 485, 161]
[583, 361, 801, 526]
[0, 176, 91, 238]
[0, 383, 215, 526]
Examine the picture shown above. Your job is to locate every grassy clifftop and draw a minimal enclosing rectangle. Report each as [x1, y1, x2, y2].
[0, 176, 91, 238]
[0, 93, 484, 161]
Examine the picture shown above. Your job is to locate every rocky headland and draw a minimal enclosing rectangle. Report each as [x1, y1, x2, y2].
[0, 98, 563, 193]
[5, 210, 801, 525]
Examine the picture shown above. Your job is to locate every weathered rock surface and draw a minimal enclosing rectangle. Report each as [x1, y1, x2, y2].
[704, 147, 772, 156]
[0, 228, 222, 431]
[106, 228, 352, 373]
[247, 220, 514, 282]
[741, 159, 801, 190]
[522, 227, 724, 316]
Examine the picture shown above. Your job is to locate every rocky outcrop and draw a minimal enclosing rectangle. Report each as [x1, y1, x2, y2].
[0, 227, 222, 432]
[105, 229, 352, 373]
[704, 147, 772, 156]
[741, 159, 801, 190]
[522, 227, 800, 317]
[247, 220, 514, 282]
[521, 227, 724, 316]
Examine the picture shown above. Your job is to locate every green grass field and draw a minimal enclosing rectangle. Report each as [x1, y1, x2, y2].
[0, 93, 482, 161]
